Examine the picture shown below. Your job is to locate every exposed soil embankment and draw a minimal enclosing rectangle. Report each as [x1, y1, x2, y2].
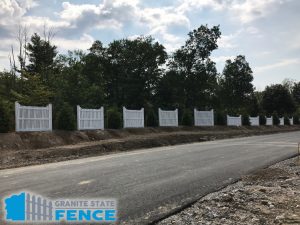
[0, 126, 300, 170]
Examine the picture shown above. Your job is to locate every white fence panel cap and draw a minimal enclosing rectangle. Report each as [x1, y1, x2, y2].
[159, 108, 178, 127]
[15, 102, 52, 132]
[123, 107, 144, 128]
[77, 105, 104, 130]
[194, 109, 214, 126]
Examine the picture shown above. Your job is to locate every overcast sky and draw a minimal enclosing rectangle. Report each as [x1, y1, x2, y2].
[0, 0, 299, 90]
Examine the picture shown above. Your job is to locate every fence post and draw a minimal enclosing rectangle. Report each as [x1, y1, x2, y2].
[49, 104, 52, 131]
[142, 108, 144, 127]
[15, 102, 19, 132]
[123, 107, 126, 128]
[211, 109, 214, 126]
[175, 109, 178, 126]
[77, 105, 80, 130]
[158, 108, 161, 126]
[194, 108, 196, 126]
[101, 107, 104, 129]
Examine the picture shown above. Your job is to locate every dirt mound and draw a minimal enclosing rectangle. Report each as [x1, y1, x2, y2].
[0, 126, 300, 170]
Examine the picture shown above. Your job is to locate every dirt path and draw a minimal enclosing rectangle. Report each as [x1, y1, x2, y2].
[1, 126, 300, 170]
[157, 156, 300, 225]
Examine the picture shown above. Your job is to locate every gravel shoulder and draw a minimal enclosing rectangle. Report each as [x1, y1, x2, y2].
[157, 156, 300, 225]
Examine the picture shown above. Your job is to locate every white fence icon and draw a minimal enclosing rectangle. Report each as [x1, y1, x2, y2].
[158, 108, 178, 127]
[227, 115, 242, 126]
[249, 116, 259, 126]
[26, 193, 53, 221]
[15, 102, 52, 132]
[123, 107, 144, 128]
[266, 116, 273, 125]
[77, 105, 104, 130]
[194, 109, 214, 126]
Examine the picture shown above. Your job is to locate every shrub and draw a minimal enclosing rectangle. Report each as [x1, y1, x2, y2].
[55, 102, 76, 130]
[107, 107, 122, 129]
[293, 114, 300, 125]
[181, 109, 193, 126]
[272, 112, 280, 125]
[215, 111, 226, 125]
[242, 115, 250, 126]
[146, 109, 158, 127]
[259, 114, 266, 125]
[0, 100, 11, 133]
[284, 116, 290, 125]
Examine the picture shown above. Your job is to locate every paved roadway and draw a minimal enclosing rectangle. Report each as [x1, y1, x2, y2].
[0, 131, 299, 224]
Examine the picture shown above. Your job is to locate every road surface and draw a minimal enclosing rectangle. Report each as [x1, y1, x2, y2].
[0, 131, 299, 224]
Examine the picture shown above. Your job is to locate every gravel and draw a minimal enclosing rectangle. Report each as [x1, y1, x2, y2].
[157, 156, 300, 225]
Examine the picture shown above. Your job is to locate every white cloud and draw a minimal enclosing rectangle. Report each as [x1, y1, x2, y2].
[59, 0, 140, 31]
[53, 33, 94, 51]
[176, 0, 224, 14]
[255, 58, 300, 73]
[229, 0, 289, 23]
[211, 55, 235, 63]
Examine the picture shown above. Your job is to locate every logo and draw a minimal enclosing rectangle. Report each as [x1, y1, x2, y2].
[4, 192, 117, 223]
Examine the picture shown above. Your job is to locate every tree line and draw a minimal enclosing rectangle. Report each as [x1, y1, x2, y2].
[0, 25, 299, 132]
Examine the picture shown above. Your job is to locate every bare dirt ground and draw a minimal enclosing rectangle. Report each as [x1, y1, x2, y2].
[157, 156, 300, 225]
[0, 126, 300, 170]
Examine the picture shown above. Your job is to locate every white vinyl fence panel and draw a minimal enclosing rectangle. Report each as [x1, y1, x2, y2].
[194, 109, 214, 126]
[227, 115, 242, 126]
[123, 107, 144, 128]
[15, 102, 52, 132]
[77, 106, 104, 130]
[290, 117, 293, 125]
[266, 117, 273, 126]
[279, 117, 284, 125]
[249, 116, 259, 126]
[159, 108, 178, 127]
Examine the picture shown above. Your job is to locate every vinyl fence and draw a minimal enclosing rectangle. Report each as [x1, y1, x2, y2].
[26, 193, 53, 221]
[290, 117, 294, 125]
[279, 117, 284, 125]
[77, 106, 104, 130]
[227, 115, 242, 126]
[249, 116, 259, 126]
[266, 116, 273, 125]
[123, 107, 144, 128]
[159, 108, 178, 127]
[194, 109, 214, 126]
[15, 102, 52, 132]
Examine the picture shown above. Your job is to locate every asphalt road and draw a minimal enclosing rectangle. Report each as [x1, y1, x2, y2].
[0, 131, 299, 224]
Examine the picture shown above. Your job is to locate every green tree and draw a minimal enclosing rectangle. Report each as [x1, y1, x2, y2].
[105, 36, 167, 108]
[181, 109, 193, 126]
[292, 82, 300, 105]
[26, 33, 57, 83]
[168, 25, 221, 109]
[262, 84, 296, 115]
[0, 100, 12, 132]
[219, 55, 254, 114]
[156, 70, 186, 109]
[55, 102, 76, 130]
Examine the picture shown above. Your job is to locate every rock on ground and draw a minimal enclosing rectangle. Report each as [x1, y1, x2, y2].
[157, 157, 300, 225]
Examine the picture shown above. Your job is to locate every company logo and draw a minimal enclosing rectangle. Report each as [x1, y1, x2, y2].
[4, 192, 117, 223]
